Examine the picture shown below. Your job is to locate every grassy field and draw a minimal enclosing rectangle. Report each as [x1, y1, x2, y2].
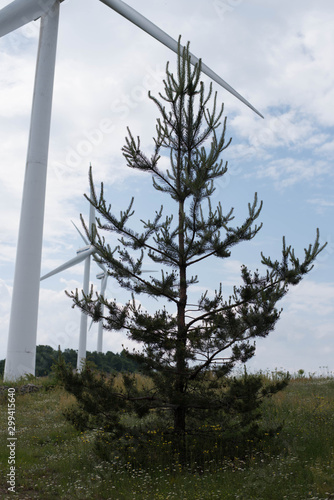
[1, 374, 334, 499]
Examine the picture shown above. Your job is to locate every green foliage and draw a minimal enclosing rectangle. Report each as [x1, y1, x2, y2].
[55, 358, 131, 437]
[61, 40, 325, 463]
[0, 377, 333, 497]
[55, 361, 288, 466]
[0, 345, 139, 378]
[35, 344, 56, 376]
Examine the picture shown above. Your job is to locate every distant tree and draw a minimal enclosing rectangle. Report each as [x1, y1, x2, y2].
[62, 348, 78, 369]
[57, 41, 325, 461]
[0, 345, 138, 378]
[35, 345, 56, 376]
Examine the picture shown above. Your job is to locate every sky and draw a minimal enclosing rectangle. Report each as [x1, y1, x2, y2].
[0, 0, 333, 376]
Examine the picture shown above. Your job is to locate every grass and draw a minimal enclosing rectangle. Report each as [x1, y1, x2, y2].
[1, 374, 334, 499]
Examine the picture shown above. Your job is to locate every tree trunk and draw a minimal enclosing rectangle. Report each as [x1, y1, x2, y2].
[174, 198, 187, 439]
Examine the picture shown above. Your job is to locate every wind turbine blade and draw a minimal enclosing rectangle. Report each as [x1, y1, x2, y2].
[40, 247, 96, 281]
[72, 221, 106, 268]
[96, 260, 107, 273]
[71, 221, 107, 274]
[77, 245, 92, 255]
[0, 0, 56, 38]
[197, 61, 263, 118]
[71, 221, 89, 246]
[98, 0, 263, 118]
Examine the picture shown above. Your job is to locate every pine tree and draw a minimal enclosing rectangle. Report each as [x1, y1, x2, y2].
[59, 41, 325, 462]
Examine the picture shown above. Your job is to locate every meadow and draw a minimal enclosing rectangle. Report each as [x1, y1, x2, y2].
[1, 372, 334, 499]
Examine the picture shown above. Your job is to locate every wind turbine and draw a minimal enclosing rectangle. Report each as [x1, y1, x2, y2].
[72, 218, 156, 356]
[41, 244, 99, 368]
[40, 243, 101, 370]
[40, 186, 98, 371]
[1, 0, 263, 381]
[42, 213, 155, 363]
[71, 218, 110, 358]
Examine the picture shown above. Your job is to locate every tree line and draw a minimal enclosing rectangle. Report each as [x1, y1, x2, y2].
[0, 345, 139, 378]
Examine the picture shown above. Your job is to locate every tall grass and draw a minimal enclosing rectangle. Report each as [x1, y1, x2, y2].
[0, 373, 333, 499]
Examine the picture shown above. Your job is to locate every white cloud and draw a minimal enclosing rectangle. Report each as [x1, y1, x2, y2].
[254, 158, 331, 189]
[307, 197, 334, 214]
[284, 280, 334, 316]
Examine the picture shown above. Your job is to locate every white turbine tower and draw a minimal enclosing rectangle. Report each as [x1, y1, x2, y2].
[1, 0, 263, 381]
[95, 269, 108, 354]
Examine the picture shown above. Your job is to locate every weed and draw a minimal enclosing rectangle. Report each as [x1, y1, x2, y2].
[0, 375, 333, 499]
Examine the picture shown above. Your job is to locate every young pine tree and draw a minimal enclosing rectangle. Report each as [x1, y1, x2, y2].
[58, 42, 325, 462]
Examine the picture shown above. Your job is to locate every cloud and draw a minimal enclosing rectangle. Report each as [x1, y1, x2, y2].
[253, 157, 332, 189]
[307, 197, 334, 214]
[284, 280, 334, 316]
